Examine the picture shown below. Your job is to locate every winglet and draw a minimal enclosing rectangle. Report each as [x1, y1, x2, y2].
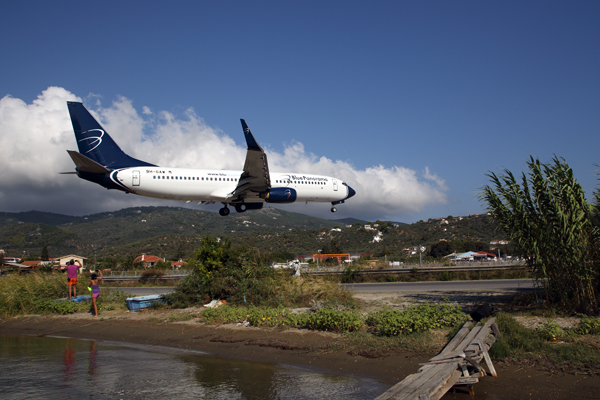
[241, 119, 262, 152]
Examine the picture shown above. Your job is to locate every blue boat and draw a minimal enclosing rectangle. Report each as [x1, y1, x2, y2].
[125, 294, 164, 311]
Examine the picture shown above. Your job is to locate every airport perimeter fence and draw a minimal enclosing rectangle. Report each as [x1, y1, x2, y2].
[102, 261, 525, 281]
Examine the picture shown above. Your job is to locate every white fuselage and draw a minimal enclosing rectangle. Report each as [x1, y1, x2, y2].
[111, 167, 351, 203]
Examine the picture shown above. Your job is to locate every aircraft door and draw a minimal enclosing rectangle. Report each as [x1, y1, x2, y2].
[333, 179, 338, 191]
[132, 170, 140, 186]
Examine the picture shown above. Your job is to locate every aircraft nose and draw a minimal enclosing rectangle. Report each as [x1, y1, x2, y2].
[345, 185, 356, 200]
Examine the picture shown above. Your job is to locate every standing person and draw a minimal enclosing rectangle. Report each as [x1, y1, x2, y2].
[90, 270, 103, 317]
[64, 259, 82, 300]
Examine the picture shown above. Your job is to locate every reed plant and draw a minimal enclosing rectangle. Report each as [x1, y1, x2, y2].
[0, 274, 87, 317]
[481, 156, 599, 312]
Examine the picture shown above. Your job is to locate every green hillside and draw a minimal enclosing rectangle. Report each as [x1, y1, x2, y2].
[0, 207, 504, 261]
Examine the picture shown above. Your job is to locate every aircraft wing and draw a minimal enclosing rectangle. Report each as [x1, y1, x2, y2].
[228, 120, 271, 201]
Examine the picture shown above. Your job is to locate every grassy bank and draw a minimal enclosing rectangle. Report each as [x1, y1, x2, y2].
[0, 273, 128, 317]
[199, 302, 468, 334]
[491, 313, 600, 373]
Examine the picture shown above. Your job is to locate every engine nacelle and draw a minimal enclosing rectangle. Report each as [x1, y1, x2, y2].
[264, 187, 297, 203]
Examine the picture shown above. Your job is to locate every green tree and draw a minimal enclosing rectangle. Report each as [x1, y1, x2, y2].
[429, 241, 451, 258]
[322, 239, 343, 254]
[480, 156, 598, 312]
[192, 236, 231, 279]
[41, 246, 49, 261]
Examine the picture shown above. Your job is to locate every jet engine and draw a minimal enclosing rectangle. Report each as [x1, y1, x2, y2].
[263, 187, 297, 203]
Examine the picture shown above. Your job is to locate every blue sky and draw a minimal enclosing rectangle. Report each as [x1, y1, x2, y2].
[1, 1, 599, 223]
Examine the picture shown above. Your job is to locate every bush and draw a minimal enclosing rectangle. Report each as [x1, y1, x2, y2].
[573, 316, 600, 335]
[303, 308, 363, 332]
[171, 235, 354, 308]
[366, 303, 468, 336]
[535, 319, 567, 341]
[202, 305, 362, 332]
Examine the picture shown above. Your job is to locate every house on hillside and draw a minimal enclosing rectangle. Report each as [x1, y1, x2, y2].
[403, 246, 426, 255]
[21, 261, 41, 268]
[134, 254, 165, 269]
[473, 251, 497, 261]
[57, 255, 87, 271]
[171, 259, 188, 270]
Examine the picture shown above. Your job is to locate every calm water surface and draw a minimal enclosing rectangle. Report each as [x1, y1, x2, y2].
[0, 334, 391, 399]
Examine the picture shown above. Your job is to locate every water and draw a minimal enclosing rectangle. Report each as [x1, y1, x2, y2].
[0, 335, 391, 399]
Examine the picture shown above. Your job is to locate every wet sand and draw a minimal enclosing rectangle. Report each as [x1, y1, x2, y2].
[2, 311, 600, 399]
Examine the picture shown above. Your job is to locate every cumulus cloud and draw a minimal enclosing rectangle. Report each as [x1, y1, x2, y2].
[0, 87, 448, 220]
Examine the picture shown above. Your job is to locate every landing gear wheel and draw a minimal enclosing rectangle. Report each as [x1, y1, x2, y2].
[219, 206, 230, 216]
[331, 207, 337, 213]
[235, 203, 247, 213]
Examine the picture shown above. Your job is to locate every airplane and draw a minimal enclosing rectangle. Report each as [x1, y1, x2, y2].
[63, 101, 356, 216]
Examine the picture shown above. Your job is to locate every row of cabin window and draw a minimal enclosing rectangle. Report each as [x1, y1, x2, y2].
[152, 176, 238, 182]
[275, 180, 325, 185]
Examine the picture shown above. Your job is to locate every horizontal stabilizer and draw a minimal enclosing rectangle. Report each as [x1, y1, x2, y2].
[67, 150, 111, 174]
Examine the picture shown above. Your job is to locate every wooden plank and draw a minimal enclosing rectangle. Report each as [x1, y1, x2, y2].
[391, 364, 454, 399]
[481, 345, 497, 377]
[429, 322, 472, 361]
[456, 375, 480, 385]
[491, 321, 501, 339]
[440, 321, 472, 353]
[430, 370, 462, 400]
[378, 317, 501, 400]
[431, 323, 482, 362]
[376, 363, 458, 400]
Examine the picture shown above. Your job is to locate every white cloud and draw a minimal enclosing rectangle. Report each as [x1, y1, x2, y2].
[0, 87, 448, 220]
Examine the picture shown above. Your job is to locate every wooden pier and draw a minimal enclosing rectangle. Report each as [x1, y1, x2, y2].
[376, 317, 500, 400]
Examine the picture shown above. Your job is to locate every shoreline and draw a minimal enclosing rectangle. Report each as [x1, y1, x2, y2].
[2, 312, 600, 399]
[0, 313, 427, 383]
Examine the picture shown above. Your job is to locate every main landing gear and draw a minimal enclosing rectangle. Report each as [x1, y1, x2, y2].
[219, 204, 230, 216]
[219, 203, 250, 216]
[331, 206, 337, 213]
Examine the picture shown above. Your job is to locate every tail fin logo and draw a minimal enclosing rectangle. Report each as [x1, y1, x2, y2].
[79, 129, 105, 153]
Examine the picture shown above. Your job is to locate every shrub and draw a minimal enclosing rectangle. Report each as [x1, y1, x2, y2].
[366, 303, 468, 336]
[535, 319, 567, 341]
[171, 235, 354, 308]
[303, 308, 363, 332]
[573, 316, 600, 335]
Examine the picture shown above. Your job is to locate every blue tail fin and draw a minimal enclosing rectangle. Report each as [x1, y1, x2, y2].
[67, 102, 156, 169]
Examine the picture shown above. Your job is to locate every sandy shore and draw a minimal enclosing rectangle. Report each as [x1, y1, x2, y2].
[2, 291, 600, 399]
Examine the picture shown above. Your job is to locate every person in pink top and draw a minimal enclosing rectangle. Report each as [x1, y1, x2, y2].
[63, 259, 82, 300]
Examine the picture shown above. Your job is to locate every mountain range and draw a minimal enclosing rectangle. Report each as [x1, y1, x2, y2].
[0, 207, 500, 261]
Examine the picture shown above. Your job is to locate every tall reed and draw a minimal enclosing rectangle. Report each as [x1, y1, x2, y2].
[0, 274, 86, 317]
